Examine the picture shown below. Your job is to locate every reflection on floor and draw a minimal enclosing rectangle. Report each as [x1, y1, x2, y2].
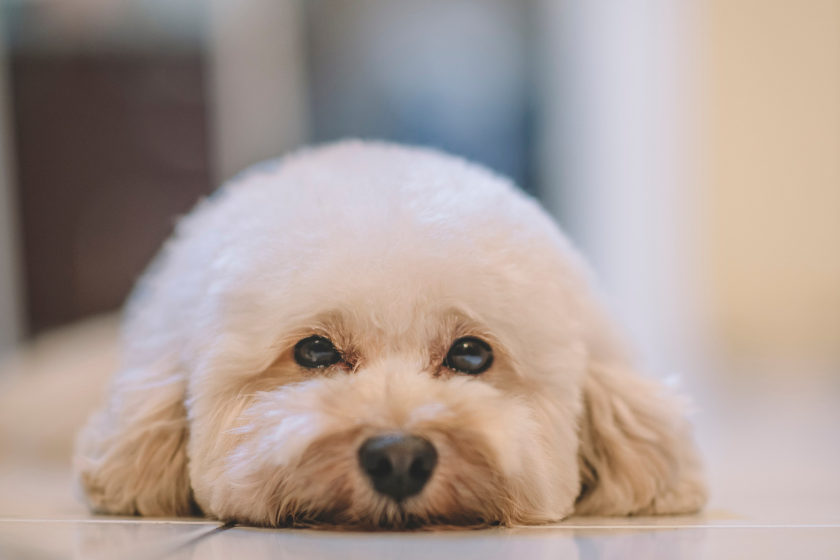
[1, 358, 838, 559]
[1, 520, 838, 560]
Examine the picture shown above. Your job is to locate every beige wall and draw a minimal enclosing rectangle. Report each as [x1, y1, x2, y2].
[707, 0, 840, 362]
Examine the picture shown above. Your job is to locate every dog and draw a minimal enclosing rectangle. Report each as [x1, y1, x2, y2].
[74, 141, 707, 528]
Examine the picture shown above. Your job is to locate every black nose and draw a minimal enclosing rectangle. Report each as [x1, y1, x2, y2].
[358, 434, 438, 502]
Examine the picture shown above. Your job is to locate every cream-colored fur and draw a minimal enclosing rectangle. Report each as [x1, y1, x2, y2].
[74, 141, 706, 528]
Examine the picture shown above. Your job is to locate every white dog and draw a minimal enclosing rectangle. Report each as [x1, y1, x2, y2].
[74, 141, 707, 528]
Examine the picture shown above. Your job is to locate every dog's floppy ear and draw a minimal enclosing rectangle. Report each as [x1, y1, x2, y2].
[73, 364, 194, 516]
[574, 361, 707, 515]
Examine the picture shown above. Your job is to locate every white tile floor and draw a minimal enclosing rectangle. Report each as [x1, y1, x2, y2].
[1, 366, 838, 559]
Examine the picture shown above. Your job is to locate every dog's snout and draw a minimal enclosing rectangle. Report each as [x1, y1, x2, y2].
[358, 434, 437, 502]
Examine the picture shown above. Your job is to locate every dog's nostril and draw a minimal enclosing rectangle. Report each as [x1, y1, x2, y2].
[370, 457, 393, 478]
[358, 434, 438, 502]
[409, 457, 431, 479]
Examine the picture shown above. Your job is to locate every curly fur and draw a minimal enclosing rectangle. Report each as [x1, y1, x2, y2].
[74, 141, 707, 528]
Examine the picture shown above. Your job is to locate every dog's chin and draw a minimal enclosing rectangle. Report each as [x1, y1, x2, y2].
[269, 508, 500, 532]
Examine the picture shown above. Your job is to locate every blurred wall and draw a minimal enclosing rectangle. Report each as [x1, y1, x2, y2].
[0, 21, 23, 359]
[707, 0, 840, 364]
[537, 0, 701, 374]
[207, 0, 309, 183]
[304, 0, 535, 193]
[2, 0, 215, 336]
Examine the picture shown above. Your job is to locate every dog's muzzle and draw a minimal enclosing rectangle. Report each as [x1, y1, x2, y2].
[358, 434, 437, 502]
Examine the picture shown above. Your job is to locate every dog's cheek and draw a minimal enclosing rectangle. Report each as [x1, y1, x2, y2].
[504, 392, 582, 523]
[186, 401, 258, 514]
[395, 395, 542, 526]
[199, 380, 374, 526]
[200, 412, 321, 521]
[429, 394, 575, 525]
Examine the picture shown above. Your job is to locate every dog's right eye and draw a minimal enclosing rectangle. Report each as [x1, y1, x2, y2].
[294, 336, 342, 369]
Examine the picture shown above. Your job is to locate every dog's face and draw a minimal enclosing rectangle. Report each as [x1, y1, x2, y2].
[186, 206, 587, 528]
[183, 163, 589, 527]
[75, 142, 706, 528]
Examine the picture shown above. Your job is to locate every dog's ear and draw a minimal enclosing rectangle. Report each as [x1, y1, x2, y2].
[574, 361, 707, 515]
[73, 366, 194, 516]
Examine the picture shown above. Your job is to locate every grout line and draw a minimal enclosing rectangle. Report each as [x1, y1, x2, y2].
[522, 524, 840, 530]
[0, 518, 220, 525]
[0, 519, 838, 529]
[84, 524, 225, 560]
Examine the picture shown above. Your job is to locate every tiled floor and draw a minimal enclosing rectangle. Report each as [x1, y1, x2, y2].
[0, 519, 838, 560]
[1, 507, 838, 559]
[1, 341, 838, 558]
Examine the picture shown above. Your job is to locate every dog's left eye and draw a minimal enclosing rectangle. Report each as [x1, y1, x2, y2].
[294, 335, 342, 369]
[444, 337, 493, 375]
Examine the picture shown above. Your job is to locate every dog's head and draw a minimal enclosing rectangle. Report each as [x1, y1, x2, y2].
[75, 142, 706, 528]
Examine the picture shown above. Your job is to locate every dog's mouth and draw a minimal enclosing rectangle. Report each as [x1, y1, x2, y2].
[264, 506, 499, 532]
[283, 432, 495, 530]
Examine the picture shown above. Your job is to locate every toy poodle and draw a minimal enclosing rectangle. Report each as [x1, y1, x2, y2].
[74, 141, 706, 529]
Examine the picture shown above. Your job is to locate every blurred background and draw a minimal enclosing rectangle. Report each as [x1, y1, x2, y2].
[0, 0, 838, 533]
[0, 0, 838, 439]
[1, 0, 838, 376]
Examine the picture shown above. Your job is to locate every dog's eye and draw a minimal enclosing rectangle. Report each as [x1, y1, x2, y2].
[294, 336, 342, 369]
[444, 337, 493, 375]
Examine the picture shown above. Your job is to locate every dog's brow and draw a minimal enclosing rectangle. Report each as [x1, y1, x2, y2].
[438, 310, 495, 342]
[284, 312, 364, 365]
[288, 312, 351, 340]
